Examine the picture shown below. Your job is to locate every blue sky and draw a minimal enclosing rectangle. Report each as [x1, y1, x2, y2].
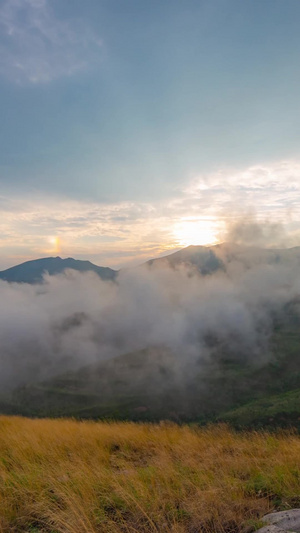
[1, 0, 300, 269]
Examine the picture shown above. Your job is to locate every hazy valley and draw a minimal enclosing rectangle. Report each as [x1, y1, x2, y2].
[0, 242, 299, 429]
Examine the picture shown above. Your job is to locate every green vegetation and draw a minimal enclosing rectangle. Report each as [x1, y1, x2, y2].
[1, 306, 299, 429]
[219, 389, 300, 429]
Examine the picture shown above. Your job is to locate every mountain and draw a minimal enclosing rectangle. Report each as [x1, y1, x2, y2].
[0, 256, 117, 283]
[146, 244, 224, 275]
[2, 243, 300, 284]
[145, 242, 300, 274]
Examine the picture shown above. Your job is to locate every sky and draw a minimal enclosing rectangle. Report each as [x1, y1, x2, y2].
[1, 0, 300, 270]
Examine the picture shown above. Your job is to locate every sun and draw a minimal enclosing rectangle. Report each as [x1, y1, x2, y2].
[173, 218, 219, 247]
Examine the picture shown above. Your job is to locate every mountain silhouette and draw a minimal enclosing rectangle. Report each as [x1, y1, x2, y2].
[0, 256, 117, 283]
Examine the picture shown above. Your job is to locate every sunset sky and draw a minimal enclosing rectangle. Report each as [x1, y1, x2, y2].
[1, 0, 300, 269]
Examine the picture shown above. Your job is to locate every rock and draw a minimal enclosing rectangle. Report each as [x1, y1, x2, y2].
[262, 510, 300, 532]
[255, 526, 294, 533]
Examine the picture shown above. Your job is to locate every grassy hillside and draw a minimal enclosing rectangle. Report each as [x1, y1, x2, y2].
[5, 310, 300, 427]
[0, 417, 299, 533]
[219, 389, 300, 430]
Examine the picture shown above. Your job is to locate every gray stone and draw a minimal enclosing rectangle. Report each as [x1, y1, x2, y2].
[262, 510, 300, 532]
[255, 526, 295, 533]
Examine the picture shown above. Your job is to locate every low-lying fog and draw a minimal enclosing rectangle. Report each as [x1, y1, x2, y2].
[1, 242, 300, 390]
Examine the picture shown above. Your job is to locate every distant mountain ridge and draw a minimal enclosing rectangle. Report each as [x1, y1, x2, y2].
[2, 243, 300, 284]
[146, 244, 224, 275]
[0, 256, 117, 283]
[145, 242, 300, 274]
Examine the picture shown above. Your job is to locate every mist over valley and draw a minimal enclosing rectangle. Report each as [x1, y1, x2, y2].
[0, 242, 299, 428]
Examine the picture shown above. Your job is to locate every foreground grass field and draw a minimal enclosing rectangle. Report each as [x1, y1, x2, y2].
[0, 418, 299, 533]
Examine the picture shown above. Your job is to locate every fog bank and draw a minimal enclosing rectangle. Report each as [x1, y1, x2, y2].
[0, 253, 300, 390]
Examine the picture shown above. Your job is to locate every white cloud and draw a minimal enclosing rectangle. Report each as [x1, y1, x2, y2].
[0, 0, 102, 83]
[180, 160, 300, 220]
[186, 160, 300, 197]
[0, 195, 174, 269]
[1, 160, 300, 269]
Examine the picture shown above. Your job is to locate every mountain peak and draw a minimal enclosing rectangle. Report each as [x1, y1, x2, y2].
[0, 256, 117, 284]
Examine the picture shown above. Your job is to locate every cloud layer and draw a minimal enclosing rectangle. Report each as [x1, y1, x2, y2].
[1, 160, 300, 269]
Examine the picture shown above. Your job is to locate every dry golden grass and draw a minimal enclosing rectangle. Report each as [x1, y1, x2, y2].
[0, 417, 299, 533]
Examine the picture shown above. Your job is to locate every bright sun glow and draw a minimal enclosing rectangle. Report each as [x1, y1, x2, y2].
[173, 219, 219, 247]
